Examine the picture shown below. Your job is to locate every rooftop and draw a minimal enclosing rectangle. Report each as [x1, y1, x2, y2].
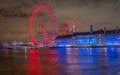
[56, 28, 120, 39]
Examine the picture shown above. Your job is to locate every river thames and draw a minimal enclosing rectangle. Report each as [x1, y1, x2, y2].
[0, 47, 120, 75]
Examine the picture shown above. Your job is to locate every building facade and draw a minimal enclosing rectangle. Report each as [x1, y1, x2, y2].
[55, 28, 120, 47]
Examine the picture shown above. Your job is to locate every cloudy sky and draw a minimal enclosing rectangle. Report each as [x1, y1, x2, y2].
[0, 0, 120, 41]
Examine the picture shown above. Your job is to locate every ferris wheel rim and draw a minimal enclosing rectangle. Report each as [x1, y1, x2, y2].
[29, 4, 56, 45]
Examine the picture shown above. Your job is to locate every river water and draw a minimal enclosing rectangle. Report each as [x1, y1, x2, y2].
[0, 47, 120, 75]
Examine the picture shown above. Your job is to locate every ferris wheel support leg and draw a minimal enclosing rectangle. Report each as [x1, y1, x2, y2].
[39, 24, 51, 45]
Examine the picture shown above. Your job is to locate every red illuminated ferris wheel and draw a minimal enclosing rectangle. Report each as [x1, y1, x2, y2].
[29, 4, 56, 45]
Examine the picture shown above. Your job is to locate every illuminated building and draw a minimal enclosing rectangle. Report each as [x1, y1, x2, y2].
[58, 23, 70, 35]
[55, 26, 120, 47]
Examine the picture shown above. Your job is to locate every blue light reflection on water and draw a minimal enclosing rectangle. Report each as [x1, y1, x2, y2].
[56, 47, 120, 75]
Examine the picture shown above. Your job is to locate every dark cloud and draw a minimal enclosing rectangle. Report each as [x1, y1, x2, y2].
[54, 0, 120, 30]
[0, 0, 120, 41]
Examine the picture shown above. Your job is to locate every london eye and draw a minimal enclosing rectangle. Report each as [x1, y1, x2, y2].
[29, 4, 56, 46]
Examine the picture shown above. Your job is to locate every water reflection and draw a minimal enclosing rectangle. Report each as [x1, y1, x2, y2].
[27, 49, 41, 75]
[0, 47, 120, 75]
[25, 49, 60, 75]
[56, 47, 120, 75]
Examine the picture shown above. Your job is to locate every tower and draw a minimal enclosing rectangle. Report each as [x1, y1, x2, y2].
[72, 25, 77, 33]
[90, 24, 93, 34]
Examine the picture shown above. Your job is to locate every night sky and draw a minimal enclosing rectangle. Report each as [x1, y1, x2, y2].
[0, 0, 120, 41]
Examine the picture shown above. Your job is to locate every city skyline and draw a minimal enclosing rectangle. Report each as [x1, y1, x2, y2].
[0, 0, 120, 41]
